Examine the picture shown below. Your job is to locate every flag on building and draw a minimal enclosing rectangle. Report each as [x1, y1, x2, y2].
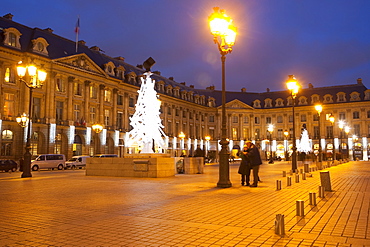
[75, 16, 80, 53]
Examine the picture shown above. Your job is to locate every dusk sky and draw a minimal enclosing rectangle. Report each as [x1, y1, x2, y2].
[3, 0, 370, 92]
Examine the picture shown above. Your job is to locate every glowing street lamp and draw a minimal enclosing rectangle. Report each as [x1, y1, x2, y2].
[286, 75, 299, 172]
[315, 104, 323, 163]
[267, 124, 274, 164]
[17, 60, 47, 178]
[345, 126, 350, 159]
[179, 131, 185, 156]
[328, 114, 335, 160]
[338, 120, 344, 159]
[92, 123, 103, 133]
[284, 129, 289, 161]
[205, 135, 211, 158]
[209, 7, 237, 188]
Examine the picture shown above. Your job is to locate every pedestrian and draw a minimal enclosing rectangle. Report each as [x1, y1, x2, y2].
[244, 141, 263, 187]
[238, 145, 251, 186]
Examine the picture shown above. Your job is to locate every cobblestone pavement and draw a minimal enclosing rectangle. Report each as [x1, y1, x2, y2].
[1, 160, 370, 246]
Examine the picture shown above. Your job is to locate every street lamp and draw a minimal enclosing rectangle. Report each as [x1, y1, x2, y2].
[328, 114, 335, 160]
[205, 135, 211, 159]
[315, 104, 323, 163]
[92, 123, 103, 133]
[209, 7, 237, 188]
[338, 120, 344, 159]
[286, 75, 299, 172]
[179, 131, 185, 156]
[267, 124, 274, 164]
[344, 126, 350, 159]
[16, 60, 47, 178]
[284, 129, 289, 161]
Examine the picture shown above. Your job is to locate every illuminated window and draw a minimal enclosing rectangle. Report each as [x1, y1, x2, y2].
[104, 109, 110, 126]
[56, 77, 64, 92]
[90, 107, 96, 123]
[90, 85, 97, 99]
[4, 67, 15, 83]
[4, 93, 15, 118]
[104, 89, 111, 102]
[74, 82, 82, 96]
[232, 115, 238, 123]
[74, 104, 81, 122]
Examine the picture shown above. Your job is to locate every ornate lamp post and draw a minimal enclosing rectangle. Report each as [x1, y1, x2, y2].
[16, 60, 47, 178]
[267, 124, 274, 164]
[179, 131, 185, 156]
[284, 129, 289, 161]
[329, 114, 335, 160]
[92, 123, 103, 134]
[205, 135, 211, 159]
[209, 7, 237, 188]
[315, 104, 323, 163]
[338, 120, 344, 159]
[344, 126, 350, 159]
[286, 75, 299, 172]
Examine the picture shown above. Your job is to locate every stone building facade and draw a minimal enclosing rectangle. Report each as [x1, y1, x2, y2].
[1, 13, 369, 162]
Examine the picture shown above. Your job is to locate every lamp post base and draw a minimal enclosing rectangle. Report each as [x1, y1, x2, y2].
[217, 139, 232, 188]
[21, 147, 32, 178]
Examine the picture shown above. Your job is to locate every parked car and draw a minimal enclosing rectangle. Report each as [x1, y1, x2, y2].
[31, 154, 66, 171]
[93, 154, 118, 158]
[65, 156, 90, 169]
[0, 159, 18, 172]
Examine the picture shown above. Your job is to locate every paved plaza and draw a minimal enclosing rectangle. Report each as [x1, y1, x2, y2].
[1, 159, 370, 246]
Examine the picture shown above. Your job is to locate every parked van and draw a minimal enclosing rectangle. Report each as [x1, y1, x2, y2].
[31, 154, 66, 171]
[93, 154, 118, 158]
[65, 156, 90, 169]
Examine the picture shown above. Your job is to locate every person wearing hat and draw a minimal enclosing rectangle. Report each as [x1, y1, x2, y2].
[238, 144, 251, 186]
[244, 141, 263, 187]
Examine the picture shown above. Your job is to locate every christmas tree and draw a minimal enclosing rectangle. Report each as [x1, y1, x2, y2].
[126, 71, 167, 153]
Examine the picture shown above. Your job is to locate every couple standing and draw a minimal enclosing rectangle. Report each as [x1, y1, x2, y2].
[238, 141, 262, 187]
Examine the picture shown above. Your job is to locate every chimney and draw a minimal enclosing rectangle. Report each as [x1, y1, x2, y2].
[169, 77, 174, 81]
[241, 88, 246, 92]
[308, 83, 313, 88]
[43, 28, 54, 33]
[3, 13, 13, 20]
[266, 88, 270, 92]
[153, 71, 161, 75]
[357, 78, 363, 85]
[190, 85, 194, 88]
[90, 46, 100, 51]
[78, 40, 86, 46]
[180, 82, 186, 85]
[114, 56, 125, 61]
[206, 85, 215, 90]
[136, 64, 143, 69]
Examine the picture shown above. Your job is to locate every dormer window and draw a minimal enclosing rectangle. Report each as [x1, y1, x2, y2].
[275, 98, 284, 107]
[264, 98, 272, 108]
[323, 94, 333, 103]
[298, 96, 308, 105]
[253, 100, 261, 108]
[337, 92, 346, 102]
[104, 62, 115, 76]
[3, 28, 22, 49]
[350, 92, 361, 101]
[311, 95, 320, 104]
[31, 37, 49, 55]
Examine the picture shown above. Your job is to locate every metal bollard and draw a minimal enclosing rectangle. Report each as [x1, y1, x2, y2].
[287, 176, 292, 186]
[296, 200, 305, 216]
[302, 172, 306, 180]
[295, 174, 300, 183]
[282, 171, 286, 177]
[309, 192, 317, 206]
[304, 163, 309, 173]
[276, 180, 282, 190]
[275, 214, 285, 236]
[318, 186, 325, 198]
[300, 168, 304, 174]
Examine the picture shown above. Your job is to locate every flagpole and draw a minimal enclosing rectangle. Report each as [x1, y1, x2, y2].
[75, 16, 80, 53]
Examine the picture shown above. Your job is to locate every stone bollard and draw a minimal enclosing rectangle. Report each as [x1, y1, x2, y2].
[319, 186, 325, 198]
[320, 170, 332, 191]
[304, 163, 309, 173]
[275, 214, 285, 236]
[295, 174, 300, 183]
[287, 176, 292, 186]
[296, 200, 305, 216]
[302, 172, 306, 180]
[300, 168, 304, 174]
[276, 180, 282, 190]
[309, 192, 317, 206]
[282, 171, 286, 177]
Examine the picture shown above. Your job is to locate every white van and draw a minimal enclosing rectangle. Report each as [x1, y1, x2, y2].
[93, 154, 118, 158]
[65, 156, 90, 169]
[31, 154, 66, 171]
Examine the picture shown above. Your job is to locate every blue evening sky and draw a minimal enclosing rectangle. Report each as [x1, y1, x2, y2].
[2, 0, 370, 92]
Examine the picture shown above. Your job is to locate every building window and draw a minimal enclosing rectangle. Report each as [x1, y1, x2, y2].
[254, 117, 260, 124]
[313, 114, 319, 121]
[117, 95, 123, 105]
[243, 128, 249, 140]
[232, 115, 238, 123]
[90, 85, 97, 99]
[339, 112, 346, 120]
[277, 116, 283, 123]
[104, 109, 110, 126]
[367, 110, 370, 118]
[167, 106, 172, 115]
[74, 82, 82, 96]
[4, 93, 15, 118]
[1, 130, 13, 156]
[104, 89, 111, 102]
[266, 117, 271, 124]
[353, 111, 360, 119]
[56, 101, 63, 123]
[255, 129, 260, 139]
[8, 32, 16, 46]
[301, 114, 306, 122]
[314, 126, 319, 139]
[183, 111, 186, 118]
[243, 116, 249, 123]
[277, 129, 283, 140]
[326, 126, 333, 139]
[117, 112, 123, 129]
[90, 107, 96, 123]
[232, 127, 238, 140]
[354, 124, 360, 136]
[289, 115, 293, 123]
[4, 67, 15, 83]
[33, 97, 41, 121]
[56, 78, 65, 92]
[74, 104, 81, 122]
[129, 97, 135, 107]
[209, 115, 215, 122]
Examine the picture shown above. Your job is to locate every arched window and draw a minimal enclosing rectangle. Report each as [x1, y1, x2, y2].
[1, 130, 13, 156]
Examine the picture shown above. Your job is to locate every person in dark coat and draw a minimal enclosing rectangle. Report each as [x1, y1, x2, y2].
[238, 145, 251, 186]
[245, 141, 263, 187]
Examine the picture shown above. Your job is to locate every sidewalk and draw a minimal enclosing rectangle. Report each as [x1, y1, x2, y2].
[0, 160, 370, 246]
